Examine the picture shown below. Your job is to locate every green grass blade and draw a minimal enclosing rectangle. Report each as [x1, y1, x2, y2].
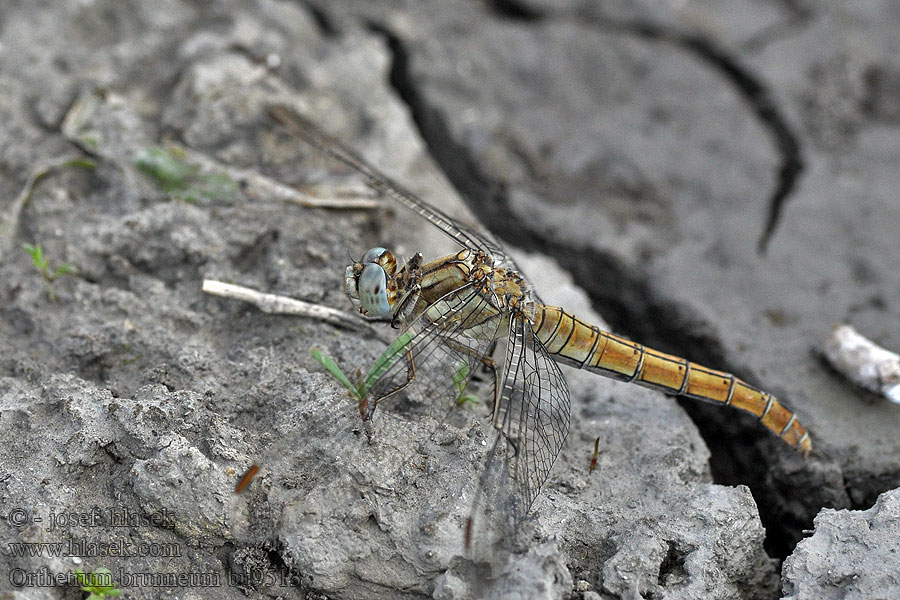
[362, 331, 413, 396]
[311, 349, 358, 397]
[134, 147, 195, 192]
[22, 243, 46, 269]
[451, 360, 469, 392]
[53, 263, 76, 277]
[456, 394, 479, 406]
[63, 157, 97, 170]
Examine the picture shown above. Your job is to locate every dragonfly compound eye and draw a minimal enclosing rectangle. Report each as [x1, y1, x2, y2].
[360, 247, 397, 276]
[358, 262, 393, 317]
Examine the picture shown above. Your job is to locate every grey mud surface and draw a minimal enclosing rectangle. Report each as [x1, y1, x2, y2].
[0, 2, 898, 599]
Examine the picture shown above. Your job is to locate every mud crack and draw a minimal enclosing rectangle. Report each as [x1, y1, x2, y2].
[602, 20, 805, 254]
[480, 0, 807, 254]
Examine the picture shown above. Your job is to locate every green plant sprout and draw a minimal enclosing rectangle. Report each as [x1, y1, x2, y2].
[311, 331, 415, 402]
[22, 243, 76, 301]
[311, 332, 479, 410]
[74, 567, 121, 599]
[63, 157, 98, 170]
[311, 349, 363, 399]
[452, 360, 479, 406]
[135, 147, 238, 203]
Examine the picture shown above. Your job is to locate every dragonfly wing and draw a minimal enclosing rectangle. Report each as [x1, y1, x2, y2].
[493, 315, 571, 517]
[362, 283, 504, 417]
[445, 220, 510, 267]
[270, 106, 497, 256]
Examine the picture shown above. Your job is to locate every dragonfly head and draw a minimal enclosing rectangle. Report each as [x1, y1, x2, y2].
[345, 247, 398, 318]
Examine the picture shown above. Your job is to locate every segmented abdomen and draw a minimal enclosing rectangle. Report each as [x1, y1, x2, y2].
[532, 305, 811, 457]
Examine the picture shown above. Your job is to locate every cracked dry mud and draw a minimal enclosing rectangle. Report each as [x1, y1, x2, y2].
[1, 2, 899, 599]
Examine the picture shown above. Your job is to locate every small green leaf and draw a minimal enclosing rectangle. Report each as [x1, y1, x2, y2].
[452, 361, 470, 393]
[450, 360, 480, 405]
[311, 349, 359, 398]
[135, 147, 196, 192]
[362, 331, 414, 396]
[63, 158, 97, 170]
[75, 567, 119, 598]
[53, 263, 77, 278]
[135, 147, 238, 203]
[22, 243, 47, 270]
[78, 135, 100, 148]
[456, 394, 479, 406]
[23, 243, 76, 299]
[195, 172, 239, 201]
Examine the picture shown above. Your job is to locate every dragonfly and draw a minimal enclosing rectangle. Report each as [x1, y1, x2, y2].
[269, 105, 812, 523]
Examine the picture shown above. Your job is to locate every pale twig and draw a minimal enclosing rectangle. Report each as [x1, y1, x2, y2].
[202, 279, 375, 334]
[823, 324, 900, 404]
[172, 144, 381, 209]
[0, 155, 89, 255]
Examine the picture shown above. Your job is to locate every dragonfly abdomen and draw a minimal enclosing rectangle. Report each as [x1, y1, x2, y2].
[532, 305, 812, 457]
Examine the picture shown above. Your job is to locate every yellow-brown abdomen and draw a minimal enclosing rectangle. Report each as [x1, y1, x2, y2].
[532, 305, 811, 457]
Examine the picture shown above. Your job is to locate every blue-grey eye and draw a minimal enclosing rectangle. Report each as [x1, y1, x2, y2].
[358, 262, 392, 317]
[360, 247, 397, 275]
[360, 247, 388, 264]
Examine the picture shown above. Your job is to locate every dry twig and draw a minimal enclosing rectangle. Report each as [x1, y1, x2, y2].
[202, 279, 375, 334]
[172, 144, 381, 210]
[823, 324, 900, 404]
[0, 155, 91, 255]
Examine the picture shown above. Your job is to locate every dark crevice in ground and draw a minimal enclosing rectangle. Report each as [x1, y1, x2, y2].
[743, 2, 813, 52]
[302, 0, 339, 37]
[657, 539, 689, 586]
[480, 0, 806, 254]
[594, 19, 805, 255]
[777, 0, 814, 20]
[373, 21, 817, 561]
[485, 0, 542, 22]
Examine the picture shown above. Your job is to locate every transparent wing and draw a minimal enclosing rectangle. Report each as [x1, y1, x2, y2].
[493, 315, 571, 517]
[362, 283, 504, 416]
[269, 105, 512, 265]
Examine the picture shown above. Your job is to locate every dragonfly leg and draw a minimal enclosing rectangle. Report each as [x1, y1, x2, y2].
[476, 340, 498, 377]
[464, 351, 501, 417]
[464, 338, 502, 422]
[391, 284, 421, 329]
[482, 356, 501, 416]
[369, 343, 417, 414]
